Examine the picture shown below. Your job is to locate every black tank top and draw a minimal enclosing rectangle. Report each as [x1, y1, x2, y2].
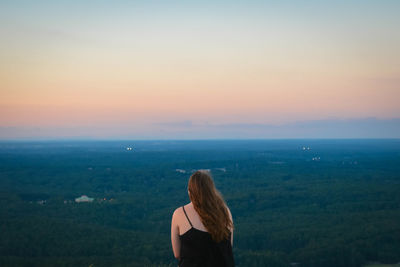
[179, 206, 235, 267]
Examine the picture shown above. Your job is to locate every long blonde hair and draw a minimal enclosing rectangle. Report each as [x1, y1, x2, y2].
[188, 170, 233, 242]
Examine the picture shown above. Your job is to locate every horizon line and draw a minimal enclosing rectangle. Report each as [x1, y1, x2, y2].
[1, 137, 400, 142]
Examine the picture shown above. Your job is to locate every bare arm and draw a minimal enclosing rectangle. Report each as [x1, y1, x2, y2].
[171, 209, 181, 259]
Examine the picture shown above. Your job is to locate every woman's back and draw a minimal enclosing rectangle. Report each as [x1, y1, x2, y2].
[177, 204, 234, 267]
[171, 170, 234, 266]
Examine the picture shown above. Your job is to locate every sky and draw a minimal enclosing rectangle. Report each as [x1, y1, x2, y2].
[0, 0, 399, 139]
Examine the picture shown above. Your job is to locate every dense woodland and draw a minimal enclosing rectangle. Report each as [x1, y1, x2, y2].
[0, 139, 399, 267]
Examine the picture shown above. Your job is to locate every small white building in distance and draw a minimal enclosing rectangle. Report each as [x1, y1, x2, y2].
[75, 195, 94, 203]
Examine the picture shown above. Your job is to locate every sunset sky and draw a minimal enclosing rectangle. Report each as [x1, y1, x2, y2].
[1, 1, 399, 139]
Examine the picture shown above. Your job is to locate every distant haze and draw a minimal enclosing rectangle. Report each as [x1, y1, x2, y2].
[1, 118, 399, 140]
[1, 1, 399, 139]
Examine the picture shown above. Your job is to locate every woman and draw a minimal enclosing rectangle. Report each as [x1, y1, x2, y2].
[171, 170, 234, 267]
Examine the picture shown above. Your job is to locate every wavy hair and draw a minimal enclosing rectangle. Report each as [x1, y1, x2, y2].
[188, 170, 233, 242]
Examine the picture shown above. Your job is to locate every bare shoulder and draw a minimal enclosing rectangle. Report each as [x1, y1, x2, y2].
[172, 206, 183, 218]
[173, 204, 190, 218]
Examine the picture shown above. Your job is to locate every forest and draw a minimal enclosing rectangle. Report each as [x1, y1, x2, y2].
[0, 139, 399, 266]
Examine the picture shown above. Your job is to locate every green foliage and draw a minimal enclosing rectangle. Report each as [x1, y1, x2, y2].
[0, 140, 399, 266]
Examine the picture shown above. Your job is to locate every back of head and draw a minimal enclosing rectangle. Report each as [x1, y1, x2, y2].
[188, 170, 233, 242]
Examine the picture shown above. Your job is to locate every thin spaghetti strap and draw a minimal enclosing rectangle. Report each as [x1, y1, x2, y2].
[182, 206, 193, 227]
